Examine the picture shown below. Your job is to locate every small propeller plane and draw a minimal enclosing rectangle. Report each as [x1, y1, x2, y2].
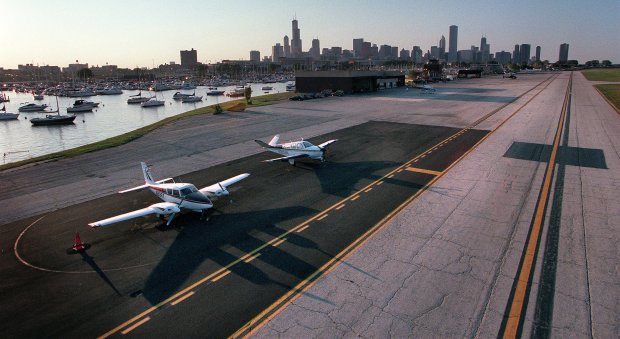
[255, 134, 337, 165]
[88, 162, 249, 227]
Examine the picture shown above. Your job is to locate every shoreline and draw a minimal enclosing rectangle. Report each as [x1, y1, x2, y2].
[0, 92, 294, 172]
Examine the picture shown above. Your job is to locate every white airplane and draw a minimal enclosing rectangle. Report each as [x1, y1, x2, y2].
[420, 84, 436, 93]
[255, 134, 337, 165]
[88, 162, 249, 227]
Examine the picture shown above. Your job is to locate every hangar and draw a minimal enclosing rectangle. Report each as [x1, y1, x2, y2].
[295, 70, 406, 94]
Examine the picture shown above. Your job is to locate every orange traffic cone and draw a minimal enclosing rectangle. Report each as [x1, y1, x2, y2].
[73, 232, 85, 252]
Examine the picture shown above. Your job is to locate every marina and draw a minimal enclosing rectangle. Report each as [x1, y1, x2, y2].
[0, 82, 290, 165]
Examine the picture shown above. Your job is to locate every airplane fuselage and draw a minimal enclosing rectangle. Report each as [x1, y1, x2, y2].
[271, 146, 324, 160]
[148, 184, 213, 211]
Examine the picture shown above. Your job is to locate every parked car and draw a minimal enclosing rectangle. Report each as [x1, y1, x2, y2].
[289, 95, 304, 101]
[333, 90, 345, 97]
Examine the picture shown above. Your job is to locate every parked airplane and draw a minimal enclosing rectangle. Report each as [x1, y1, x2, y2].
[88, 162, 249, 227]
[420, 84, 436, 93]
[255, 134, 337, 165]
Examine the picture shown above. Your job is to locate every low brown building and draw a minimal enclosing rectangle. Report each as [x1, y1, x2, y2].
[295, 70, 406, 94]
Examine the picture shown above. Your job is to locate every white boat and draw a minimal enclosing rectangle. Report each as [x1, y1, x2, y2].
[18, 103, 48, 112]
[181, 95, 203, 103]
[0, 93, 9, 103]
[127, 92, 150, 104]
[96, 86, 123, 95]
[261, 86, 273, 91]
[172, 91, 193, 100]
[206, 90, 225, 96]
[33, 93, 44, 100]
[0, 105, 19, 120]
[141, 97, 165, 107]
[65, 88, 95, 97]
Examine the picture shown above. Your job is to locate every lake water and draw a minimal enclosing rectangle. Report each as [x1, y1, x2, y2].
[0, 82, 290, 165]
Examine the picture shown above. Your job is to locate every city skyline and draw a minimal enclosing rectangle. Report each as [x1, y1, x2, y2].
[3, 0, 619, 69]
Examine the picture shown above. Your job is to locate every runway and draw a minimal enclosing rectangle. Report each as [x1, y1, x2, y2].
[1, 72, 617, 338]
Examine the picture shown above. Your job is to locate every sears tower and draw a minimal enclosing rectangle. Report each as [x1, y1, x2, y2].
[291, 17, 302, 57]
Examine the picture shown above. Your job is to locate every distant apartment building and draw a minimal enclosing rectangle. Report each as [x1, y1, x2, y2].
[283, 35, 291, 58]
[559, 43, 569, 63]
[180, 48, 198, 69]
[520, 44, 531, 65]
[412, 46, 423, 64]
[430, 46, 440, 60]
[448, 25, 458, 63]
[400, 48, 410, 60]
[535, 46, 541, 62]
[62, 62, 89, 74]
[439, 35, 446, 59]
[353, 38, 364, 57]
[250, 50, 261, 62]
[272, 43, 284, 63]
[495, 51, 512, 65]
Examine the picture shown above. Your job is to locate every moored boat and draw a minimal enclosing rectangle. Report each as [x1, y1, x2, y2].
[141, 97, 165, 107]
[18, 103, 48, 112]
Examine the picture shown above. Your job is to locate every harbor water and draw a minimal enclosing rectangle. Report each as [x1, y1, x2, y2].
[1, 82, 289, 165]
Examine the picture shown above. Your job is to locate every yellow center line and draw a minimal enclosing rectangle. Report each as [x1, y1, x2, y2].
[387, 174, 395, 178]
[212, 270, 231, 282]
[317, 214, 328, 221]
[120, 317, 150, 335]
[243, 253, 262, 264]
[405, 167, 442, 176]
[502, 73, 571, 338]
[335, 204, 346, 210]
[364, 187, 373, 192]
[376, 181, 384, 186]
[170, 291, 195, 306]
[351, 195, 360, 201]
[272, 238, 287, 247]
[296, 225, 310, 233]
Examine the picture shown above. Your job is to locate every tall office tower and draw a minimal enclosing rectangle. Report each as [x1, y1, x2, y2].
[362, 41, 371, 59]
[180, 48, 198, 69]
[311, 38, 321, 59]
[412, 46, 423, 64]
[439, 35, 446, 58]
[495, 51, 512, 65]
[353, 38, 364, 57]
[520, 44, 531, 65]
[430, 46, 439, 60]
[513, 44, 520, 64]
[391, 46, 399, 60]
[559, 43, 569, 62]
[250, 50, 260, 62]
[283, 35, 290, 58]
[535, 46, 541, 62]
[272, 43, 284, 63]
[400, 48, 410, 60]
[480, 35, 490, 63]
[448, 25, 458, 62]
[291, 17, 302, 57]
[379, 45, 391, 59]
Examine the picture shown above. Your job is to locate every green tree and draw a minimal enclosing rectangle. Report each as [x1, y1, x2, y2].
[244, 86, 252, 104]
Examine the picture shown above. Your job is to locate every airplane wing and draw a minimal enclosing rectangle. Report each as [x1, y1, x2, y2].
[88, 202, 180, 227]
[199, 173, 250, 197]
[318, 139, 338, 149]
[263, 154, 310, 162]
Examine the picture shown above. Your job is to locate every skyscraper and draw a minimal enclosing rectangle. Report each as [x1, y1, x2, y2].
[559, 43, 569, 63]
[480, 35, 490, 63]
[283, 35, 290, 58]
[353, 38, 364, 57]
[439, 35, 446, 59]
[272, 43, 284, 63]
[520, 44, 531, 65]
[311, 38, 320, 60]
[291, 17, 302, 57]
[513, 44, 520, 64]
[448, 25, 458, 62]
[180, 48, 198, 69]
[535, 46, 541, 62]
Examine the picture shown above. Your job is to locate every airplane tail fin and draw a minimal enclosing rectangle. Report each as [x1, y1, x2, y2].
[140, 162, 156, 184]
[268, 134, 280, 147]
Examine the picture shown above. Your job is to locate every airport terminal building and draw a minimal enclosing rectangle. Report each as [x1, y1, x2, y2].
[295, 70, 406, 94]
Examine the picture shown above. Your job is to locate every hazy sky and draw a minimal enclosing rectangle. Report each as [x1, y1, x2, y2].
[3, 0, 619, 69]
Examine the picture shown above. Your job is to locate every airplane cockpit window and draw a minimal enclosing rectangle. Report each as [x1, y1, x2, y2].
[180, 187, 197, 196]
[302, 141, 312, 148]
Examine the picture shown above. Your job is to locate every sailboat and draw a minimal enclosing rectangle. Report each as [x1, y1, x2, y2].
[0, 105, 19, 120]
[30, 96, 76, 126]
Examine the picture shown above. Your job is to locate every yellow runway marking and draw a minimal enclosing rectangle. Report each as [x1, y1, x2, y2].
[335, 204, 346, 210]
[405, 167, 442, 176]
[364, 187, 373, 192]
[243, 253, 262, 264]
[212, 270, 231, 282]
[502, 73, 571, 338]
[387, 174, 395, 178]
[351, 195, 360, 201]
[296, 225, 310, 233]
[171, 291, 195, 306]
[121, 317, 150, 335]
[317, 214, 328, 221]
[376, 181, 384, 186]
[272, 238, 287, 247]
